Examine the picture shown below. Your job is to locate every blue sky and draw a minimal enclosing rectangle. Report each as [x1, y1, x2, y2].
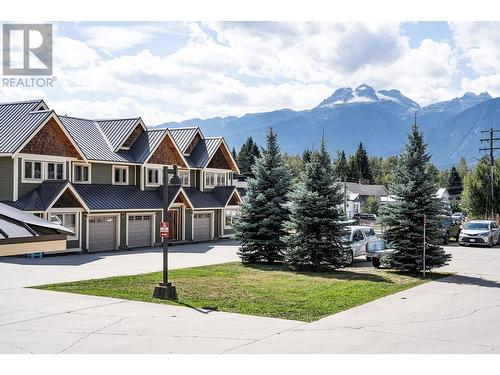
[1, 21, 499, 125]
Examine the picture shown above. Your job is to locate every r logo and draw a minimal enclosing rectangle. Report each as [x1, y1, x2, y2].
[2, 24, 53, 76]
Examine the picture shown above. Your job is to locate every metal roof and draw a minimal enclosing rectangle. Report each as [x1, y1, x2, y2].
[73, 184, 182, 211]
[213, 186, 239, 206]
[96, 118, 141, 151]
[169, 127, 201, 154]
[0, 100, 53, 154]
[345, 182, 389, 197]
[59, 116, 137, 163]
[187, 137, 222, 168]
[8, 181, 69, 211]
[0, 201, 73, 236]
[129, 129, 168, 163]
[183, 186, 238, 208]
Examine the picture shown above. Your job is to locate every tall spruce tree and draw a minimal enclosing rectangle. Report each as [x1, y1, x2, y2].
[447, 166, 463, 197]
[234, 128, 292, 263]
[355, 142, 373, 181]
[347, 154, 361, 180]
[334, 150, 348, 179]
[379, 123, 451, 272]
[236, 137, 261, 175]
[285, 138, 348, 272]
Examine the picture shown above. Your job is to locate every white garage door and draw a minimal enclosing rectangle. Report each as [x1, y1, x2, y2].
[128, 215, 152, 248]
[88, 216, 117, 252]
[194, 213, 211, 241]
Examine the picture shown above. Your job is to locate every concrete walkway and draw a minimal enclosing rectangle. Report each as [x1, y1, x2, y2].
[1, 242, 499, 353]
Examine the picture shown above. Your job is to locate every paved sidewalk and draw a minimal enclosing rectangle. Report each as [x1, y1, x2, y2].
[1, 243, 500, 353]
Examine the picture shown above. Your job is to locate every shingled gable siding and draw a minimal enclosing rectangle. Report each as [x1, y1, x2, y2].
[0, 157, 13, 201]
[149, 136, 186, 167]
[20, 118, 81, 159]
[122, 125, 144, 149]
[207, 146, 232, 170]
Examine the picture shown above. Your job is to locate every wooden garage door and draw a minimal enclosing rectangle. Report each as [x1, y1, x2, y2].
[194, 213, 211, 241]
[88, 216, 116, 252]
[128, 215, 152, 248]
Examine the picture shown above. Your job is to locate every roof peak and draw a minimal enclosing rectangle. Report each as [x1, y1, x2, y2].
[0, 98, 44, 106]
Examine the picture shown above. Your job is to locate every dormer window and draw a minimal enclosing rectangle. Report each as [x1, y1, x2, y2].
[205, 171, 226, 188]
[113, 165, 128, 185]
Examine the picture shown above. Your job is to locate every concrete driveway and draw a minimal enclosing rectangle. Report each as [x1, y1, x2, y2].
[1, 242, 500, 353]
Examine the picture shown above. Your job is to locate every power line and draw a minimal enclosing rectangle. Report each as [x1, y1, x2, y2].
[479, 128, 500, 219]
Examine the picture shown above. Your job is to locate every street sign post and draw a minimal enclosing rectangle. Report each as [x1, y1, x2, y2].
[160, 221, 169, 239]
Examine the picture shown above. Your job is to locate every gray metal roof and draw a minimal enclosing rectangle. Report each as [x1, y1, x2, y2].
[59, 116, 136, 163]
[73, 184, 182, 211]
[169, 127, 200, 154]
[8, 181, 69, 211]
[187, 137, 222, 168]
[345, 182, 389, 197]
[0, 100, 53, 154]
[130, 129, 167, 163]
[213, 186, 239, 206]
[96, 118, 141, 151]
[183, 186, 238, 208]
[0, 201, 73, 236]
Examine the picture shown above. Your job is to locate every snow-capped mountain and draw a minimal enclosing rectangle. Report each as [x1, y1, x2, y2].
[157, 85, 495, 166]
[317, 84, 419, 111]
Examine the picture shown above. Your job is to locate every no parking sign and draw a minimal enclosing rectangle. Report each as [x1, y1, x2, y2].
[160, 221, 169, 238]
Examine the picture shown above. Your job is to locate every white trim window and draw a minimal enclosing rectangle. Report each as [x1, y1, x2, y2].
[23, 160, 43, 182]
[205, 171, 226, 188]
[179, 170, 190, 186]
[74, 164, 90, 183]
[224, 208, 238, 229]
[50, 212, 78, 240]
[113, 166, 128, 185]
[46, 162, 65, 180]
[146, 168, 161, 186]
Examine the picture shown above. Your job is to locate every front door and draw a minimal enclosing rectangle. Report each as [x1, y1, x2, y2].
[166, 209, 178, 240]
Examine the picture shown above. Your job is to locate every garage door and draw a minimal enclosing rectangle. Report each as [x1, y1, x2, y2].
[88, 216, 117, 252]
[128, 215, 152, 248]
[194, 213, 211, 241]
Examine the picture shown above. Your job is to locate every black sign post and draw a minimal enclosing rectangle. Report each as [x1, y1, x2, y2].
[153, 165, 180, 300]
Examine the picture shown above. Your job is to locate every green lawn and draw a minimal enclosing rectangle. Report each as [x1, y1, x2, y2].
[33, 262, 444, 322]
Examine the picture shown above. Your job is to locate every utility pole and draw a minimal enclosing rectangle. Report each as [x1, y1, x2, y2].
[344, 175, 347, 218]
[480, 129, 500, 219]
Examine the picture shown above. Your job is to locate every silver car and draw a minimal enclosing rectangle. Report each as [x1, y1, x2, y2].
[343, 226, 378, 265]
[458, 220, 500, 247]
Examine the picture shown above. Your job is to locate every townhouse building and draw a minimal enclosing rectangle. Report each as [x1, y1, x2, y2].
[0, 99, 241, 254]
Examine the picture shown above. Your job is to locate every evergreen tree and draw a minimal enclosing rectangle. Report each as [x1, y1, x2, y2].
[347, 154, 361, 181]
[234, 128, 292, 263]
[379, 123, 451, 272]
[285, 138, 348, 272]
[457, 157, 469, 180]
[355, 142, 373, 181]
[232, 147, 238, 161]
[236, 137, 261, 175]
[447, 166, 463, 197]
[334, 150, 348, 179]
[302, 149, 312, 163]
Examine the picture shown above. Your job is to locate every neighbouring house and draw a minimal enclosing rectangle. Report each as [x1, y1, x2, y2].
[0, 202, 73, 256]
[0, 99, 241, 255]
[435, 187, 452, 212]
[344, 181, 389, 218]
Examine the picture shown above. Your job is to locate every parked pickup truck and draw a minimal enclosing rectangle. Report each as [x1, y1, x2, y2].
[366, 240, 393, 268]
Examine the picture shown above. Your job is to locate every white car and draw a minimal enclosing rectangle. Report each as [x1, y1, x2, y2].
[343, 225, 378, 265]
[458, 220, 500, 247]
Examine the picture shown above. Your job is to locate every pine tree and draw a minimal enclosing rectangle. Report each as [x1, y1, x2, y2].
[232, 147, 238, 161]
[355, 142, 373, 181]
[379, 123, 451, 272]
[302, 149, 312, 163]
[285, 138, 348, 272]
[347, 154, 361, 180]
[234, 128, 292, 263]
[447, 166, 463, 197]
[334, 150, 348, 179]
[236, 137, 260, 175]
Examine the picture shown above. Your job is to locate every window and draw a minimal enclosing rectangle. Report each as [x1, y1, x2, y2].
[353, 230, 364, 242]
[147, 168, 161, 185]
[205, 171, 226, 187]
[50, 213, 78, 240]
[47, 162, 64, 180]
[224, 208, 238, 229]
[179, 170, 190, 186]
[74, 164, 90, 183]
[23, 160, 42, 181]
[113, 166, 128, 185]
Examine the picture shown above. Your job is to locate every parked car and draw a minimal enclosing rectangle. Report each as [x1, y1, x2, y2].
[353, 213, 377, 225]
[458, 220, 500, 247]
[366, 239, 394, 268]
[442, 216, 461, 244]
[343, 225, 378, 265]
[451, 212, 466, 222]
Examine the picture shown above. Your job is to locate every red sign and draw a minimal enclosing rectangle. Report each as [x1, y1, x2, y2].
[160, 221, 169, 238]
